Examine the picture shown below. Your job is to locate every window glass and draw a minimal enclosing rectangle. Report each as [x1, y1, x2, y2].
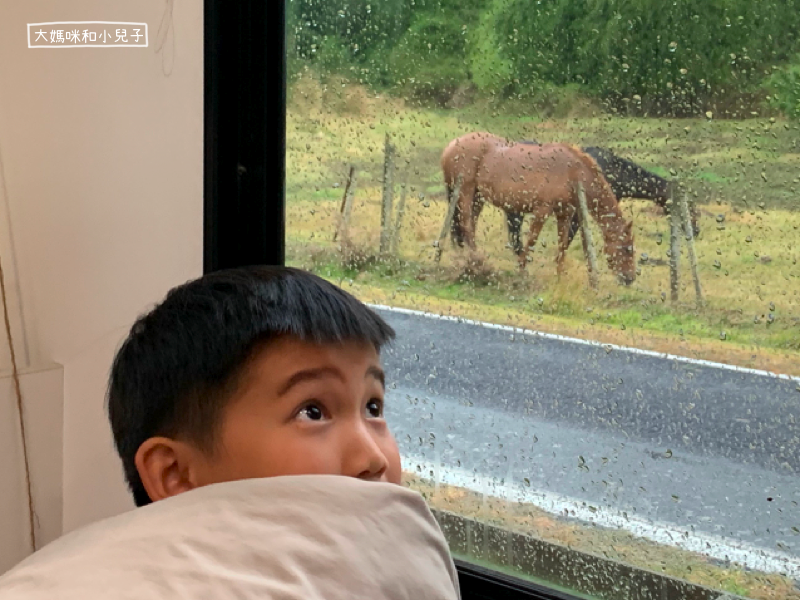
[285, 1, 800, 597]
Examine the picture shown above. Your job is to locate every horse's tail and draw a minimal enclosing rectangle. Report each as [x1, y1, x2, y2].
[449, 182, 464, 247]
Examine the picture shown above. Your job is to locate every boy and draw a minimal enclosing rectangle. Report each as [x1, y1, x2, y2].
[0, 266, 461, 600]
[107, 264, 402, 504]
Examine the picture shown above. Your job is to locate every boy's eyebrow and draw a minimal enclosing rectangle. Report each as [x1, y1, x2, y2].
[278, 367, 340, 396]
[278, 365, 386, 396]
[367, 366, 385, 389]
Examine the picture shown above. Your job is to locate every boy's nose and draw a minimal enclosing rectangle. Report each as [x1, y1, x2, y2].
[343, 423, 389, 481]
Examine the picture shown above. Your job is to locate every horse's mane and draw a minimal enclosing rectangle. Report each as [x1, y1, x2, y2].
[589, 147, 665, 181]
[566, 144, 617, 206]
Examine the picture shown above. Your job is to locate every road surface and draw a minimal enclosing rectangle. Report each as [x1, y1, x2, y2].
[376, 307, 800, 577]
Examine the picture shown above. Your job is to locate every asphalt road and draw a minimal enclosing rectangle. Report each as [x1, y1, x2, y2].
[377, 308, 800, 575]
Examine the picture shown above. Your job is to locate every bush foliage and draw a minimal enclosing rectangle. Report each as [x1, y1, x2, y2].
[286, 0, 800, 118]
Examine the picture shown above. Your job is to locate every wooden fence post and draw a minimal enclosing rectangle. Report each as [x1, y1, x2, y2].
[334, 165, 356, 242]
[391, 181, 407, 255]
[576, 182, 599, 290]
[435, 175, 462, 264]
[679, 186, 703, 306]
[669, 184, 682, 302]
[380, 134, 395, 254]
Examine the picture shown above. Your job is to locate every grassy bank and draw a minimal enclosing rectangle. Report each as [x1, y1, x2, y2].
[402, 472, 800, 600]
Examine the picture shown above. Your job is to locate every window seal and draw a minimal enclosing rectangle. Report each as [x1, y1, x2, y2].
[454, 559, 587, 600]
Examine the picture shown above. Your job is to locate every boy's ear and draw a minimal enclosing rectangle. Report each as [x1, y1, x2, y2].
[134, 437, 201, 503]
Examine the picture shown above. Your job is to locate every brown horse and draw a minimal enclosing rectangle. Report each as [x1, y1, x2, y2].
[441, 132, 636, 285]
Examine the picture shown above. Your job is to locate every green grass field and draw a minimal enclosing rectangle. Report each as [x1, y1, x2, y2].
[286, 74, 800, 373]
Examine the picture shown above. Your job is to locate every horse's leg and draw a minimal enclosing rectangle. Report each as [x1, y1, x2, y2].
[455, 181, 477, 250]
[471, 192, 485, 248]
[505, 211, 524, 256]
[463, 183, 480, 251]
[566, 212, 580, 251]
[555, 214, 573, 280]
[518, 205, 550, 272]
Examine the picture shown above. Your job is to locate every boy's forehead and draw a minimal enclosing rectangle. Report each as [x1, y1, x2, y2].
[265, 333, 379, 353]
[232, 336, 384, 396]
[252, 335, 382, 369]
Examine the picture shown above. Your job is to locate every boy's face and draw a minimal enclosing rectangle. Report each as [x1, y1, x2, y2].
[188, 336, 402, 488]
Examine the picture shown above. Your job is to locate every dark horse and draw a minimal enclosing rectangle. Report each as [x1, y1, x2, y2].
[454, 140, 700, 256]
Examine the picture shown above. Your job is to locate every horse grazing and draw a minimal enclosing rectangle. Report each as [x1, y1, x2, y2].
[441, 132, 636, 285]
[503, 142, 699, 256]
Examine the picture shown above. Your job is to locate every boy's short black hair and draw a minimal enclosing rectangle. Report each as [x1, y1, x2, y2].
[106, 266, 396, 507]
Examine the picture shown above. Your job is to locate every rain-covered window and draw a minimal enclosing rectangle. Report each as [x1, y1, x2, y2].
[284, 1, 800, 597]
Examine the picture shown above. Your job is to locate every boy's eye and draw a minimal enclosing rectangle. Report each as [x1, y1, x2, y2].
[298, 403, 325, 421]
[366, 399, 383, 418]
